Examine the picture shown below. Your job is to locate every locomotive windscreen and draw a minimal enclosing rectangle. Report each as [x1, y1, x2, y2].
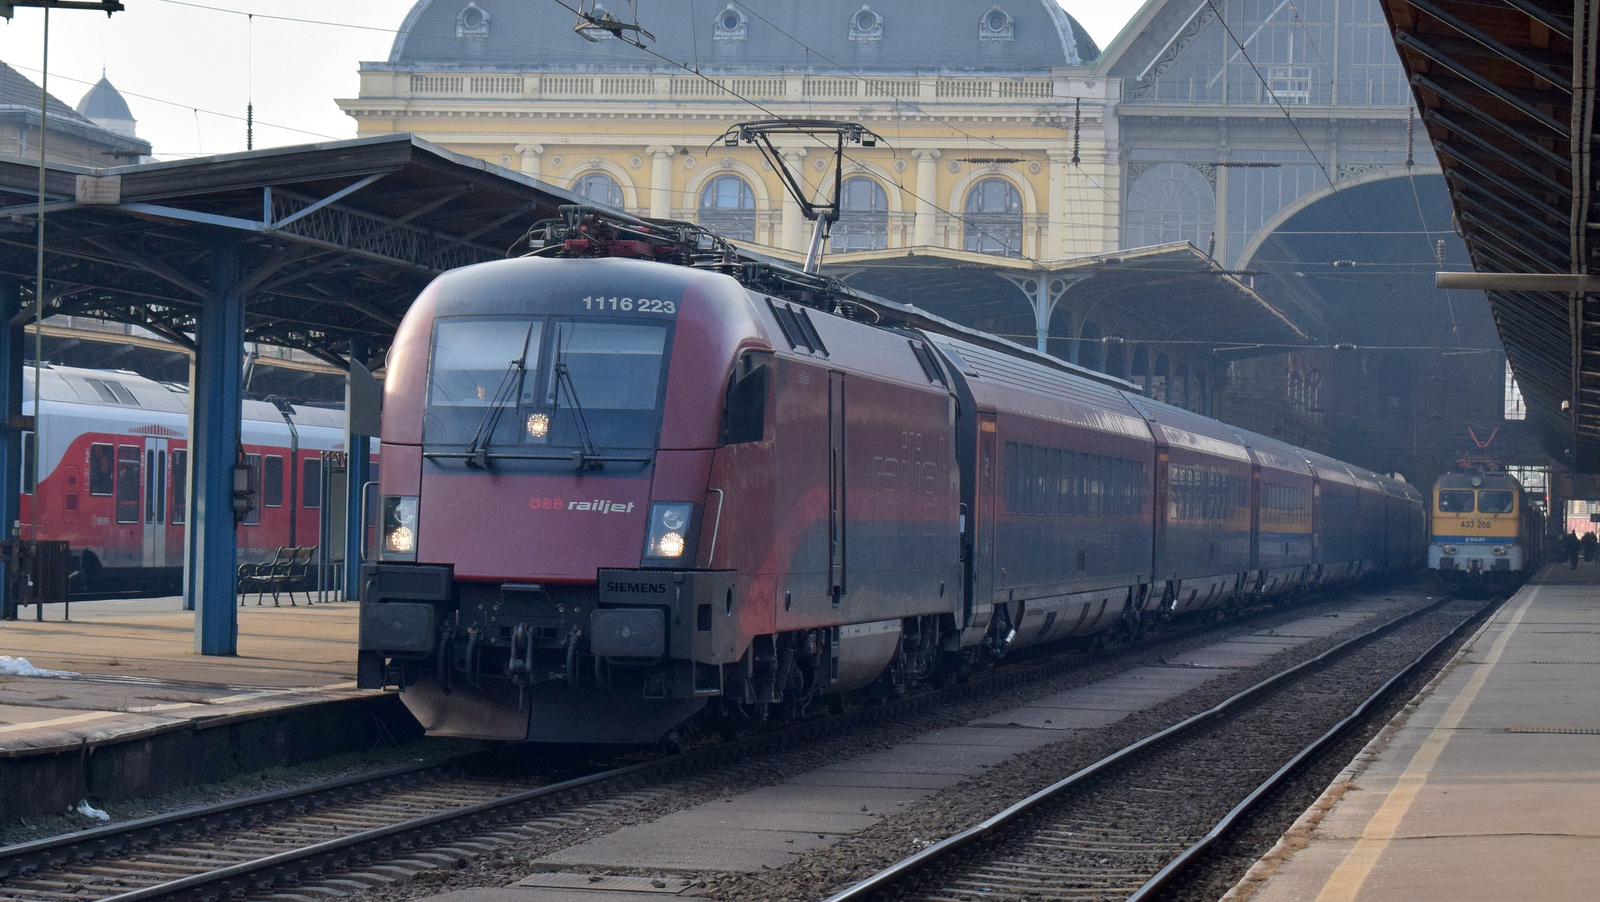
[423, 316, 670, 453]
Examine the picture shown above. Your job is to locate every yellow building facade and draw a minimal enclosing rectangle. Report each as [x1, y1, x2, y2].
[340, 0, 1119, 261]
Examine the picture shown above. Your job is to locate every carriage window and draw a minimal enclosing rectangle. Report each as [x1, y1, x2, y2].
[171, 450, 188, 524]
[1478, 490, 1514, 514]
[1438, 490, 1474, 512]
[115, 445, 141, 524]
[145, 449, 156, 522]
[21, 431, 34, 494]
[243, 454, 262, 525]
[89, 443, 114, 495]
[303, 458, 322, 509]
[264, 455, 284, 507]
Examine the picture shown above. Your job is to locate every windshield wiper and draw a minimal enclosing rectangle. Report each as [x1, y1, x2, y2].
[464, 357, 525, 469]
[552, 334, 603, 471]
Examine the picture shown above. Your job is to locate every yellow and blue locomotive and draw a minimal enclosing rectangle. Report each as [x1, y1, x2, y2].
[1428, 467, 1539, 580]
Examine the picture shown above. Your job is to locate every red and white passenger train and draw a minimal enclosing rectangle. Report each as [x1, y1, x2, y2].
[356, 211, 1426, 744]
[19, 365, 348, 591]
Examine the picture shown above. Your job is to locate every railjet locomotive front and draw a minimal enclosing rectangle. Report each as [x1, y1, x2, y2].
[358, 212, 1423, 743]
[359, 245, 965, 742]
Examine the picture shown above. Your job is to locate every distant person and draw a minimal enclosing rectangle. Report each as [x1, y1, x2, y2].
[1565, 531, 1582, 569]
[1584, 532, 1597, 562]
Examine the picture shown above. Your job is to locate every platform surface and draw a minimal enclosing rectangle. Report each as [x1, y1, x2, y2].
[0, 596, 366, 756]
[1230, 564, 1600, 902]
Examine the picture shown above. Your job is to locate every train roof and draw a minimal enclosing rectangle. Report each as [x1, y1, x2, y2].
[923, 332, 1151, 441]
[1436, 470, 1523, 491]
[1121, 394, 1251, 463]
[23, 365, 346, 429]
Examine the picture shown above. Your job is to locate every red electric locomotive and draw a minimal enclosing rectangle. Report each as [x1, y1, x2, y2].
[18, 364, 351, 591]
[357, 210, 1423, 743]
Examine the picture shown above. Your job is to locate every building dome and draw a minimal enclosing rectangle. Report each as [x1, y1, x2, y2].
[387, 0, 1100, 72]
[75, 75, 137, 139]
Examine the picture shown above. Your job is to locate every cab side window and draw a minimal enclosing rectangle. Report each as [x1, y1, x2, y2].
[722, 352, 771, 445]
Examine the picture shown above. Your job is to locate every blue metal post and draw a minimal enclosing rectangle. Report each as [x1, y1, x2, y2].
[344, 339, 371, 601]
[181, 356, 197, 611]
[191, 241, 243, 655]
[0, 279, 22, 536]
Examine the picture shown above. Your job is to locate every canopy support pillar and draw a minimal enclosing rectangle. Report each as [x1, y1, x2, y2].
[344, 339, 372, 601]
[0, 279, 22, 538]
[191, 240, 243, 655]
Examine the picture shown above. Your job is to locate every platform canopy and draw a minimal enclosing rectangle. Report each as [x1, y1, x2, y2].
[0, 133, 581, 367]
[1376, 0, 1591, 467]
[0, 134, 588, 652]
[823, 243, 1310, 360]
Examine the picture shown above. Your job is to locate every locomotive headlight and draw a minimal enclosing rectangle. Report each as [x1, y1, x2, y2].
[381, 495, 419, 561]
[643, 502, 695, 565]
[526, 413, 550, 441]
[657, 531, 686, 558]
[1493, 546, 1507, 555]
[1443, 545, 1457, 554]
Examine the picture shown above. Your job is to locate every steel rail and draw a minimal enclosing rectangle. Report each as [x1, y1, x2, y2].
[3, 586, 1395, 902]
[1125, 593, 1501, 901]
[0, 756, 475, 881]
[820, 592, 1479, 902]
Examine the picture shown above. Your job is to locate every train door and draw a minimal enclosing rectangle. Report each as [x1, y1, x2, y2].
[828, 371, 847, 607]
[976, 413, 997, 607]
[142, 438, 168, 568]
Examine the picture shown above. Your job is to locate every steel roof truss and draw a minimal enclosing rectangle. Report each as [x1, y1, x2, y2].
[1417, 79, 1571, 170]
[1403, 0, 1573, 90]
[1398, 31, 1572, 136]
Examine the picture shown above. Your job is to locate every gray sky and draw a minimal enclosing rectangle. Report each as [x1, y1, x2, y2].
[0, 0, 1148, 161]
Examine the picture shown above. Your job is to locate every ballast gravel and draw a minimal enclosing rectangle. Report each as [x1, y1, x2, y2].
[332, 589, 1440, 902]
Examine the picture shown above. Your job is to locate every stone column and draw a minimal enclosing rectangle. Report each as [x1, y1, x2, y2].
[1213, 139, 1230, 265]
[515, 143, 544, 181]
[1046, 149, 1072, 260]
[912, 149, 940, 246]
[780, 148, 807, 251]
[647, 146, 676, 219]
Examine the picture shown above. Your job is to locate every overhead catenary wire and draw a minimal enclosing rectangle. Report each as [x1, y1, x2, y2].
[5, 63, 340, 144]
[1201, 0, 1398, 296]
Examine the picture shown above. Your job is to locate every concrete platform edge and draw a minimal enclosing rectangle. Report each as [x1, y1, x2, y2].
[0, 692, 422, 821]
[1218, 602, 1502, 902]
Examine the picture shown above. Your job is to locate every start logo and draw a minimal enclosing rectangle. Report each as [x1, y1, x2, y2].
[529, 497, 637, 514]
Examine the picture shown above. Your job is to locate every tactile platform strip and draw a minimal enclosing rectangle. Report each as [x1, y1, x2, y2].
[1505, 726, 1600, 735]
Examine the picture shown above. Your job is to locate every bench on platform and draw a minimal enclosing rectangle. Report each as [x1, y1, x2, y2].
[237, 546, 317, 607]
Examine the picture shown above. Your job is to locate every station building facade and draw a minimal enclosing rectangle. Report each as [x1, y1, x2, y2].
[343, 0, 1540, 487]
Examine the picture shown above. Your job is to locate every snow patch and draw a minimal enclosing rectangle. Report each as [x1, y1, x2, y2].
[0, 655, 78, 678]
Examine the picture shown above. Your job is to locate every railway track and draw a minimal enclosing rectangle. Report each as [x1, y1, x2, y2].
[0, 587, 1429, 902]
[819, 593, 1498, 902]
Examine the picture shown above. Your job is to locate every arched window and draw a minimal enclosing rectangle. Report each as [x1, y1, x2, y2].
[698, 175, 756, 241]
[963, 178, 1023, 257]
[1125, 163, 1215, 250]
[572, 172, 624, 209]
[834, 177, 889, 251]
